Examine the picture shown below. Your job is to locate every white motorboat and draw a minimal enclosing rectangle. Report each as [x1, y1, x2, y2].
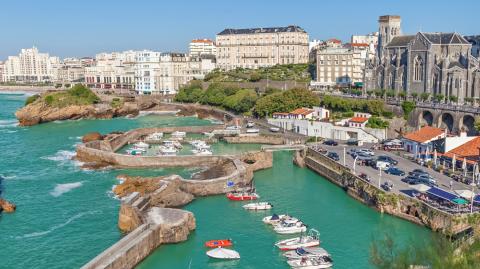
[190, 140, 210, 149]
[163, 140, 182, 149]
[192, 148, 213, 156]
[287, 256, 333, 269]
[134, 142, 150, 149]
[171, 131, 186, 139]
[146, 132, 163, 141]
[275, 229, 320, 251]
[158, 146, 177, 156]
[274, 221, 307, 234]
[263, 214, 299, 225]
[246, 122, 255, 128]
[242, 202, 273, 210]
[206, 247, 240, 260]
[269, 127, 280, 132]
[245, 128, 259, 134]
[126, 149, 144, 156]
[283, 247, 331, 260]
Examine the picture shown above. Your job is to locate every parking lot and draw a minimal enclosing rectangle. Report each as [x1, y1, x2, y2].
[316, 143, 479, 195]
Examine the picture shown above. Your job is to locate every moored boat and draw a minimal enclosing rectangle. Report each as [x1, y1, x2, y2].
[206, 247, 240, 260]
[274, 221, 307, 234]
[275, 229, 320, 251]
[286, 256, 333, 269]
[205, 239, 233, 248]
[283, 247, 331, 260]
[192, 148, 213, 156]
[146, 132, 163, 141]
[226, 192, 259, 201]
[134, 141, 149, 149]
[263, 214, 299, 225]
[242, 202, 273, 210]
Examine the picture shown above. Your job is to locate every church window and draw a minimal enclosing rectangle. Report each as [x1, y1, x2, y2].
[414, 56, 424, 81]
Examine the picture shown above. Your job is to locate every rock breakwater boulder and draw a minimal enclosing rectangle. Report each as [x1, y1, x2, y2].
[0, 198, 16, 213]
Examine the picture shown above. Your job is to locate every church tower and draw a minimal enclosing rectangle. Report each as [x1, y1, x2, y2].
[377, 15, 402, 59]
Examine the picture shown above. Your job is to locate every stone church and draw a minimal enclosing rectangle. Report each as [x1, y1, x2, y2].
[365, 15, 480, 102]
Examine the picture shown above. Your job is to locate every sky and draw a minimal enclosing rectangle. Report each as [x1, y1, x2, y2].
[1, 0, 479, 60]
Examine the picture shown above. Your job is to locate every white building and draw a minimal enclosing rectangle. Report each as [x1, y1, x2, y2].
[84, 50, 136, 91]
[351, 32, 379, 47]
[189, 39, 216, 56]
[3, 47, 60, 83]
[0, 61, 4, 82]
[134, 50, 161, 94]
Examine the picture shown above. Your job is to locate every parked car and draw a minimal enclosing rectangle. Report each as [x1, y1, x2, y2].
[377, 155, 398, 165]
[269, 127, 280, 132]
[327, 152, 340, 161]
[359, 173, 370, 182]
[414, 174, 437, 186]
[402, 176, 418, 184]
[323, 140, 338, 146]
[357, 149, 375, 156]
[381, 181, 394, 191]
[375, 160, 391, 170]
[347, 138, 359, 146]
[246, 122, 255, 128]
[385, 167, 405, 176]
[409, 169, 428, 176]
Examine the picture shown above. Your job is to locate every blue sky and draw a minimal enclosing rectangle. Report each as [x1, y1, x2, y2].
[1, 0, 478, 59]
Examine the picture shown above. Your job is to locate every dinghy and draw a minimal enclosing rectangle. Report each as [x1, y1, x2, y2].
[205, 239, 233, 248]
[206, 247, 240, 260]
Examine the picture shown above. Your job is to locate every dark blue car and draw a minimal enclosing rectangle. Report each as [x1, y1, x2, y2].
[327, 152, 340, 161]
[385, 167, 405, 176]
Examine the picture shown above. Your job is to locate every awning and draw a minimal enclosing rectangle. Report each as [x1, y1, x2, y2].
[454, 189, 475, 200]
[452, 198, 468, 205]
[426, 187, 459, 202]
[411, 184, 431, 193]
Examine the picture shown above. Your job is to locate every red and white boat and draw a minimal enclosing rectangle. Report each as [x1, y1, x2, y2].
[205, 239, 233, 248]
[226, 192, 259, 201]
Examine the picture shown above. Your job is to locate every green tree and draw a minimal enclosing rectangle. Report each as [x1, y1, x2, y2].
[411, 92, 418, 100]
[420, 92, 430, 102]
[366, 116, 389, 128]
[434, 94, 445, 103]
[386, 90, 395, 98]
[254, 88, 319, 117]
[24, 94, 40, 106]
[449, 95, 458, 103]
[398, 92, 406, 100]
[464, 97, 474, 106]
[222, 89, 258, 113]
[370, 234, 480, 269]
[249, 72, 262, 82]
[401, 101, 416, 120]
[367, 90, 374, 97]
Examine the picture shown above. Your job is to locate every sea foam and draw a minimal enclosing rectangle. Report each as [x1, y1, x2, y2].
[50, 182, 83, 197]
[15, 210, 100, 239]
[0, 119, 18, 128]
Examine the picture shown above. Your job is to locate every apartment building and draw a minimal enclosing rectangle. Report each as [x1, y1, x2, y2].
[2, 47, 60, 83]
[0, 61, 4, 82]
[316, 48, 356, 88]
[189, 39, 216, 56]
[216, 25, 309, 70]
[84, 51, 136, 90]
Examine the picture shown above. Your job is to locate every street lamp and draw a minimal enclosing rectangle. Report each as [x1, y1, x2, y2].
[378, 167, 382, 188]
[353, 155, 359, 175]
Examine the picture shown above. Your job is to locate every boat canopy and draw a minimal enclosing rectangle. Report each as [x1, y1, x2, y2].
[271, 214, 279, 220]
[296, 248, 307, 255]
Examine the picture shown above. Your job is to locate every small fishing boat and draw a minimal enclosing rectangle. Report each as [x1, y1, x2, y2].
[206, 247, 240, 260]
[242, 202, 272, 210]
[274, 221, 307, 234]
[126, 149, 143, 156]
[275, 229, 320, 251]
[226, 192, 259, 201]
[158, 146, 177, 156]
[269, 127, 280, 132]
[205, 239, 233, 248]
[192, 149, 213, 156]
[263, 214, 299, 225]
[171, 131, 186, 140]
[146, 132, 163, 141]
[283, 247, 331, 260]
[190, 140, 210, 150]
[287, 256, 333, 269]
[245, 128, 259, 134]
[134, 141, 150, 149]
[246, 122, 255, 128]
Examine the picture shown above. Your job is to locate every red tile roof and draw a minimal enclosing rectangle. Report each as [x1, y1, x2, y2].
[444, 136, 480, 160]
[403, 126, 445, 143]
[290, 108, 314, 116]
[191, 39, 214, 43]
[327, 38, 342, 44]
[349, 117, 369, 123]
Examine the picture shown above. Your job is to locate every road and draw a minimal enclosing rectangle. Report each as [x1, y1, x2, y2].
[316, 143, 478, 195]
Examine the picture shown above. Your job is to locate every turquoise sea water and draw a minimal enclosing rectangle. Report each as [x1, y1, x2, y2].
[0, 93, 432, 269]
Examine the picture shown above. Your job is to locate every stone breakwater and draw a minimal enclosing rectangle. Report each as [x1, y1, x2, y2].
[302, 147, 480, 236]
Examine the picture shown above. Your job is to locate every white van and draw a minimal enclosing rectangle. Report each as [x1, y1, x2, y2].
[375, 160, 391, 171]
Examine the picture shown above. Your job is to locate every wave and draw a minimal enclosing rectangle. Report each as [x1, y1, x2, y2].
[0, 119, 18, 128]
[0, 174, 16, 180]
[15, 210, 100, 239]
[50, 182, 83, 197]
[41, 150, 76, 163]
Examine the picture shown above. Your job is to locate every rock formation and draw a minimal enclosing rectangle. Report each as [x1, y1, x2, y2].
[15, 101, 139, 126]
[82, 132, 104, 143]
[0, 198, 16, 213]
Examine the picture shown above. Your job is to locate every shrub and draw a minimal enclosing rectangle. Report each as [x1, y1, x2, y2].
[366, 116, 389, 129]
[381, 111, 394, 119]
[45, 95, 54, 106]
[24, 94, 40, 106]
[401, 101, 416, 120]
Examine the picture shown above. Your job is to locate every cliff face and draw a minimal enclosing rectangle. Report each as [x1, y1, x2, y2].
[0, 198, 16, 213]
[15, 102, 139, 126]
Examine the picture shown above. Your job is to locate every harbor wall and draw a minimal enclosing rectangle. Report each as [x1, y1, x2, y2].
[81, 208, 195, 269]
[304, 148, 480, 236]
[223, 134, 304, 145]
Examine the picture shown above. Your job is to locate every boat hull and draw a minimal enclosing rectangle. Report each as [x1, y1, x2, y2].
[226, 193, 258, 201]
[205, 239, 233, 248]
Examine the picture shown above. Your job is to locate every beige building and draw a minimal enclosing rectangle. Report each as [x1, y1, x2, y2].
[0, 61, 4, 82]
[315, 47, 365, 89]
[216, 25, 309, 70]
[189, 39, 216, 56]
[85, 51, 136, 91]
[3, 47, 60, 83]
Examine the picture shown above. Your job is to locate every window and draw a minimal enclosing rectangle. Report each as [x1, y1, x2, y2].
[413, 56, 423, 81]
